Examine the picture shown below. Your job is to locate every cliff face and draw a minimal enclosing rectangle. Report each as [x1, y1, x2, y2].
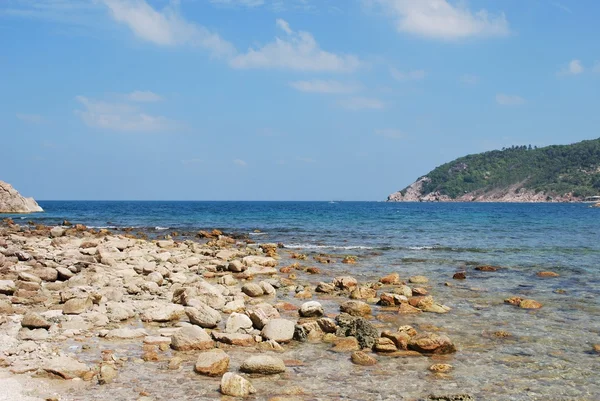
[0, 181, 43, 213]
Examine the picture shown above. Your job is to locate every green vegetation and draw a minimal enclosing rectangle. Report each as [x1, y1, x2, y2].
[410, 138, 600, 199]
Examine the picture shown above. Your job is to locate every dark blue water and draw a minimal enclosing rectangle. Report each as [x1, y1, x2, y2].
[13, 201, 599, 273]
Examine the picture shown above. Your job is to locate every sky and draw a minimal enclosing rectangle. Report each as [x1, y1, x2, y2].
[1, 0, 599, 201]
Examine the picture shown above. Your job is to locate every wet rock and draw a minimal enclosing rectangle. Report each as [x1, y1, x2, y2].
[212, 332, 255, 347]
[519, 299, 542, 309]
[412, 287, 428, 296]
[259, 281, 276, 296]
[62, 297, 92, 315]
[242, 283, 264, 297]
[411, 296, 451, 314]
[379, 293, 406, 306]
[185, 303, 221, 329]
[0, 280, 16, 295]
[351, 351, 377, 366]
[240, 355, 286, 375]
[379, 273, 400, 285]
[194, 349, 230, 377]
[341, 256, 357, 264]
[226, 313, 254, 334]
[350, 286, 377, 300]
[170, 326, 214, 351]
[299, 301, 324, 318]
[593, 344, 600, 354]
[504, 296, 523, 306]
[220, 372, 256, 397]
[537, 271, 560, 278]
[98, 363, 118, 384]
[340, 300, 371, 317]
[104, 328, 148, 339]
[373, 337, 397, 353]
[429, 364, 453, 373]
[43, 356, 90, 379]
[381, 331, 409, 350]
[475, 265, 498, 272]
[425, 394, 474, 401]
[335, 314, 378, 349]
[408, 333, 456, 354]
[409, 276, 428, 284]
[452, 272, 466, 280]
[140, 304, 185, 322]
[333, 276, 358, 291]
[315, 282, 335, 293]
[331, 337, 360, 352]
[21, 312, 51, 329]
[258, 339, 285, 353]
[261, 318, 295, 343]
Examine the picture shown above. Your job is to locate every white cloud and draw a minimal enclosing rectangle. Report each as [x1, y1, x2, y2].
[339, 97, 385, 111]
[370, 0, 510, 40]
[390, 67, 426, 81]
[558, 59, 584, 76]
[375, 129, 405, 139]
[126, 90, 162, 102]
[16, 113, 46, 124]
[233, 159, 247, 166]
[101, 0, 235, 58]
[496, 94, 525, 106]
[230, 19, 360, 72]
[460, 74, 480, 85]
[75, 95, 175, 132]
[289, 80, 360, 94]
[210, 0, 265, 7]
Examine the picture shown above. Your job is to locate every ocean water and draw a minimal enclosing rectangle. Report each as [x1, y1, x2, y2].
[11, 201, 600, 400]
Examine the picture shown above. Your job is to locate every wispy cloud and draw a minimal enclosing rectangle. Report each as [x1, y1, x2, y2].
[75, 95, 176, 132]
[552, 2, 572, 14]
[16, 113, 47, 124]
[558, 59, 584, 76]
[101, 0, 236, 58]
[230, 19, 360, 72]
[460, 74, 480, 85]
[369, 0, 510, 40]
[339, 97, 385, 111]
[390, 67, 426, 81]
[126, 90, 162, 102]
[375, 129, 405, 139]
[496, 94, 525, 106]
[289, 80, 360, 94]
[233, 159, 248, 166]
[210, 0, 265, 8]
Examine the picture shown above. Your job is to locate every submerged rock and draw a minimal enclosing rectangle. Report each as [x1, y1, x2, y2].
[408, 333, 456, 355]
[519, 299, 543, 309]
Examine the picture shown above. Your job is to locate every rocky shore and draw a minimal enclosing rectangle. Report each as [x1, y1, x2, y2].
[0, 218, 563, 400]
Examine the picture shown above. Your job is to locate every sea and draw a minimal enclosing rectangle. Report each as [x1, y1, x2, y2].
[9, 201, 600, 400]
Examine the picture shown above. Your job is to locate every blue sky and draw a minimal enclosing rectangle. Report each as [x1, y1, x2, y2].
[1, 0, 599, 201]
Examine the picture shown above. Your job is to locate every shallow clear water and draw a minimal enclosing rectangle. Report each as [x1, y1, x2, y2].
[11, 201, 600, 400]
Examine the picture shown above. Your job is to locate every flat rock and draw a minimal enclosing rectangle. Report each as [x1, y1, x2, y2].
[43, 356, 90, 379]
[140, 304, 185, 322]
[194, 349, 230, 377]
[537, 271, 559, 278]
[21, 312, 52, 329]
[212, 332, 255, 347]
[0, 280, 16, 295]
[220, 372, 256, 397]
[519, 299, 543, 309]
[340, 300, 371, 317]
[240, 355, 286, 375]
[171, 326, 214, 351]
[262, 318, 295, 343]
[62, 297, 92, 315]
[104, 328, 148, 339]
[351, 351, 377, 366]
[409, 275, 429, 284]
[408, 333, 456, 354]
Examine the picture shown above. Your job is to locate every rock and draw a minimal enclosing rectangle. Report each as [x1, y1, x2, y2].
[21, 312, 51, 329]
[426, 394, 475, 401]
[63, 297, 92, 315]
[36, 267, 58, 282]
[475, 265, 498, 272]
[412, 287, 428, 296]
[262, 318, 296, 343]
[246, 302, 280, 330]
[106, 302, 136, 322]
[228, 260, 247, 273]
[340, 300, 371, 317]
[226, 313, 254, 334]
[186, 304, 221, 329]
[408, 333, 456, 354]
[504, 296, 523, 306]
[373, 337, 397, 353]
[0, 181, 43, 213]
[0, 280, 16, 295]
[220, 372, 256, 397]
[15, 251, 32, 261]
[104, 328, 148, 339]
[335, 314, 378, 349]
[412, 296, 451, 314]
[382, 330, 411, 349]
[315, 282, 335, 293]
[378, 293, 406, 306]
[452, 272, 466, 280]
[593, 344, 600, 354]
[350, 286, 377, 300]
[50, 226, 65, 238]
[379, 273, 400, 285]
[171, 326, 214, 351]
[299, 301, 324, 318]
[351, 351, 377, 366]
[0, 299, 13, 314]
[317, 318, 337, 333]
[429, 364, 453, 373]
[140, 304, 185, 322]
[56, 267, 75, 281]
[18, 271, 41, 283]
[537, 271, 560, 278]
[240, 355, 286, 375]
[331, 337, 360, 352]
[43, 356, 90, 379]
[242, 283, 264, 297]
[212, 332, 255, 347]
[19, 327, 49, 341]
[393, 285, 413, 297]
[194, 349, 230, 377]
[409, 276, 428, 284]
[98, 363, 118, 384]
[333, 276, 358, 291]
[519, 299, 542, 309]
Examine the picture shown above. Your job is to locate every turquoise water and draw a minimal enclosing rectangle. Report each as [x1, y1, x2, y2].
[13, 201, 600, 400]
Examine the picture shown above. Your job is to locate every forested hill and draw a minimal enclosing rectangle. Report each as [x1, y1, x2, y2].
[388, 138, 600, 202]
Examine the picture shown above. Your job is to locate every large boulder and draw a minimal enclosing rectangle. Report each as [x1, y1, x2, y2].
[0, 181, 43, 213]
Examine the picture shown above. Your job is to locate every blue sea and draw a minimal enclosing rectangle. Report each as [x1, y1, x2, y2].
[10, 201, 600, 400]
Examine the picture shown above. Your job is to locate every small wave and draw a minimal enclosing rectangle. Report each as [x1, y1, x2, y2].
[154, 226, 170, 231]
[87, 225, 119, 229]
[249, 232, 268, 236]
[409, 246, 436, 250]
[284, 244, 374, 250]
